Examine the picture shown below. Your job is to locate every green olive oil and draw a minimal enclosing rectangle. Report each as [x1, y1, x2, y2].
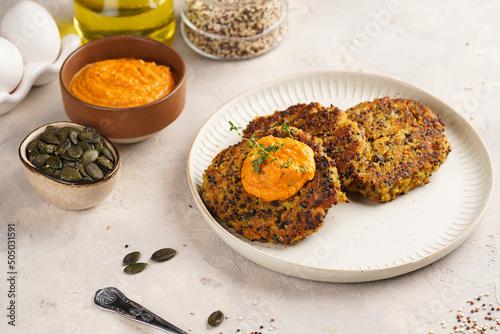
[73, 0, 175, 44]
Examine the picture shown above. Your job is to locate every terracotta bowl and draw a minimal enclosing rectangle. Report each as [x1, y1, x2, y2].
[59, 35, 186, 144]
[19, 121, 121, 210]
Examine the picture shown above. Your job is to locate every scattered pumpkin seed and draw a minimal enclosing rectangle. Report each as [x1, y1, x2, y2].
[208, 310, 224, 327]
[123, 262, 148, 274]
[123, 251, 141, 266]
[150, 248, 177, 263]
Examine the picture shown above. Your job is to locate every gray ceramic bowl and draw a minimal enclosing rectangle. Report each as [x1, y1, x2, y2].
[19, 121, 121, 210]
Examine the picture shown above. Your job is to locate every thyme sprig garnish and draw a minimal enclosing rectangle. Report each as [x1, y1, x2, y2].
[229, 121, 308, 174]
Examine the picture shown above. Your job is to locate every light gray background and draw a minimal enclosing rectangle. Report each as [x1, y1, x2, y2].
[0, 0, 499, 333]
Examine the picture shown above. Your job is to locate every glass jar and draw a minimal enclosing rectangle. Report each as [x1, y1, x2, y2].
[73, 0, 175, 44]
[181, 0, 288, 59]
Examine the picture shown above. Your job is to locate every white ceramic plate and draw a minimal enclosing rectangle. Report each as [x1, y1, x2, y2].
[187, 71, 494, 282]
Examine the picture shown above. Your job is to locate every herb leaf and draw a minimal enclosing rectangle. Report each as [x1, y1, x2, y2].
[229, 122, 306, 174]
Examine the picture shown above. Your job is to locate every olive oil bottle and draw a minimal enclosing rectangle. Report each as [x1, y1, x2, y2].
[73, 0, 175, 44]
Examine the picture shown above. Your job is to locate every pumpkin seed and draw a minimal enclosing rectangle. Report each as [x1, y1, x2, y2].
[68, 129, 79, 144]
[77, 141, 92, 152]
[123, 262, 148, 274]
[32, 153, 49, 168]
[67, 145, 83, 159]
[85, 162, 103, 180]
[45, 156, 62, 169]
[150, 248, 177, 263]
[97, 155, 114, 170]
[102, 147, 114, 161]
[54, 139, 71, 155]
[38, 141, 56, 154]
[58, 127, 71, 141]
[61, 152, 78, 162]
[208, 310, 224, 327]
[62, 160, 78, 168]
[40, 131, 60, 145]
[83, 125, 95, 133]
[40, 165, 56, 176]
[26, 140, 39, 154]
[59, 167, 81, 182]
[122, 251, 141, 266]
[79, 130, 100, 144]
[94, 140, 104, 153]
[66, 163, 80, 172]
[81, 149, 99, 163]
[45, 125, 59, 137]
[28, 150, 41, 164]
[78, 163, 89, 178]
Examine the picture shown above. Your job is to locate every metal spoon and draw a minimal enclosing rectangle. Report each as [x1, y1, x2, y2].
[94, 287, 187, 334]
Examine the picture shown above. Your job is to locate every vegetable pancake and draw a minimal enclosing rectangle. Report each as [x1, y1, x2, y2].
[200, 126, 346, 245]
[345, 97, 452, 202]
[243, 103, 371, 188]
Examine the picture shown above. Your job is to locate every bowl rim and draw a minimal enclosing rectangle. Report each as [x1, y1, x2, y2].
[184, 0, 273, 8]
[59, 35, 187, 111]
[19, 121, 121, 186]
[181, 0, 288, 41]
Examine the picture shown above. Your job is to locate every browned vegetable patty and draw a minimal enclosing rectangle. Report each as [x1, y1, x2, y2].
[200, 126, 346, 245]
[345, 97, 452, 202]
[243, 103, 371, 188]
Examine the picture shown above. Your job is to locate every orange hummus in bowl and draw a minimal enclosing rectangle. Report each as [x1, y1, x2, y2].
[69, 58, 176, 108]
[59, 35, 186, 144]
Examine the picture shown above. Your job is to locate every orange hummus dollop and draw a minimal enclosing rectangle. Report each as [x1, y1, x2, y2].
[69, 58, 175, 108]
[241, 135, 316, 202]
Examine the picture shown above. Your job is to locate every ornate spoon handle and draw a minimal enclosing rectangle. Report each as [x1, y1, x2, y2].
[94, 287, 188, 334]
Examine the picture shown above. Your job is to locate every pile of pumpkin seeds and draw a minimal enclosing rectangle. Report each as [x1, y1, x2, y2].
[26, 125, 115, 182]
[122, 248, 177, 274]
